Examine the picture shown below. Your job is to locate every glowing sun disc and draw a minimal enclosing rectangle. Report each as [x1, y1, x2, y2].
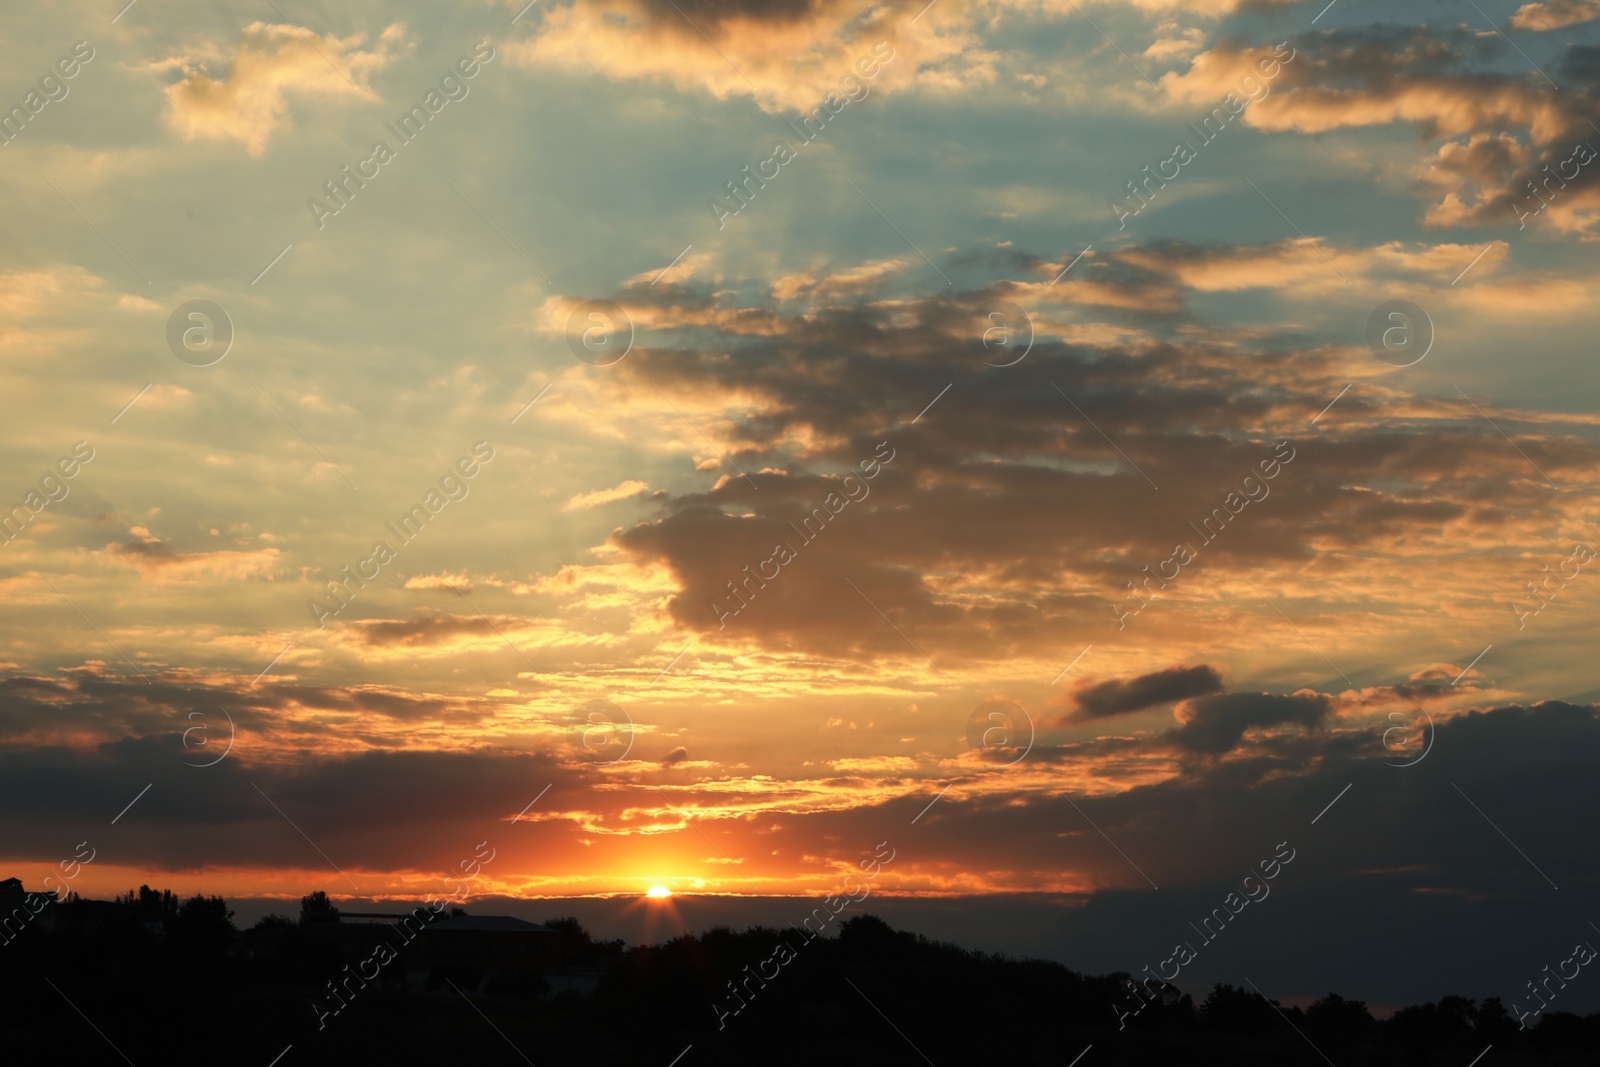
[647, 886, 672, 898]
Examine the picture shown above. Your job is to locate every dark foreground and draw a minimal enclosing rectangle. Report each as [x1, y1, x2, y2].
[0, 889, 1592, 1065]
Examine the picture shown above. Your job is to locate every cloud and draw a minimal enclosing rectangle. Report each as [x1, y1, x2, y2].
[1167, 690, 1333, 754]
[1, 675, 1593, 952]
[772, 258, 910, 301]
[1159, 28, 1600, 231]
[1144, 23, 1600, 242]
[503, 0, 995, 112]
[562, 480, 651, 512]
[1144, 25, 1207, 61]
[1104, 236, 1545, 294]
[157, 22, 399, 155]
[1066, 664, 1225, 721]
[102, 532, 280, 582]
[1169, 31, 1576, 143]
[1111, 0, 1293, 10]
[346, 613, 527, 649]
[402, 572, 475, 594]
[504, 0, 1297, 117]
[550, 250, 1600, 669]
[0, 668, 506, 756]
[1510, 0, 1600, 30]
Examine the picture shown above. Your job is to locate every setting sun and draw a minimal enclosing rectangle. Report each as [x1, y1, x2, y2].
[646, 886, 672, 899]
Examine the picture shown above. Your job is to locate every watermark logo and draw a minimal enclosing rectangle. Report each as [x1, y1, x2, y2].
[965, 697, 1034, 765]
[1382, 706, 1434, 768]
[166, 300, 234, 367]
[181, 709, 235, 768]
[1366, 299, 1432, 368]
[567, 699, 635, 764]
[979, 301, 1034, 367]
[565, 300, 634, 367]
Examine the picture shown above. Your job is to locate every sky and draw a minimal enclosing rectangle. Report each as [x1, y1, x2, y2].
[4, 0, 1600, 1013]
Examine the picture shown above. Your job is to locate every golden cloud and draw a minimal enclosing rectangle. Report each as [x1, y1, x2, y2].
[158, 21, 401, 156]
[562, 480, 652, 512]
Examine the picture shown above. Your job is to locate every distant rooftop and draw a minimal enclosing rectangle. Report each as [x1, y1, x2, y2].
[423, 915, 555, 934]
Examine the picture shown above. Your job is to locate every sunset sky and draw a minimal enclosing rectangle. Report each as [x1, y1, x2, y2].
[5, 0, 1600, 1010]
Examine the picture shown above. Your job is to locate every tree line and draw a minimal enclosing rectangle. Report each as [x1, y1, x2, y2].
[0, 889, 1594, 1064]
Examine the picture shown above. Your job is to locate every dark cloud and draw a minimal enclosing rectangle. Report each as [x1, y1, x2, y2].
[106, 538, 178, 561]
[842, 701, 1600, 1008]
[348, 613, 516, 648]
[0, 670, 497, 750]
[1559, 43, 1600, 79]
[1167, 690, 1333, 754]
[591, 264, 1600, 663]
[628, 0, 830, 28]
[1066, 664, 1225, 722]
[1193, 25, 1600, 230]
[0, 735, 595, 879]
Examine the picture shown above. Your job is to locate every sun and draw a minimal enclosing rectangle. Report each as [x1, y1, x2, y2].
[646, 885, 672, 899]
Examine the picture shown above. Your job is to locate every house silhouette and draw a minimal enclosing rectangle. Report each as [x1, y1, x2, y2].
[413, 914, 559, 972]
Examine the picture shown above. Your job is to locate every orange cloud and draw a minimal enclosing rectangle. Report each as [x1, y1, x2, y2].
[1510, 0, 1600, 29]
[1206, 72, 1569, 145]
[562, 480, 651, 512]
[157, 21, 401, 155]
[503, 0, 995, 112]
[102, 533, 280, 582]
[1114, 237, 1509, 292]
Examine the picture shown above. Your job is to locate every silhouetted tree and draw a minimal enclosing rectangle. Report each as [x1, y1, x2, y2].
[125, 884, 178, 927]
[1200, 982, 1281, 1036]
[543, 915, 624, 966]
[1475, 996, 1519, 1044]
[1306, 991, 1377, 1053]
[170, 894, 234, 953]
[299, 890, 339, 925]
[1388, 995, 1479, 1063]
